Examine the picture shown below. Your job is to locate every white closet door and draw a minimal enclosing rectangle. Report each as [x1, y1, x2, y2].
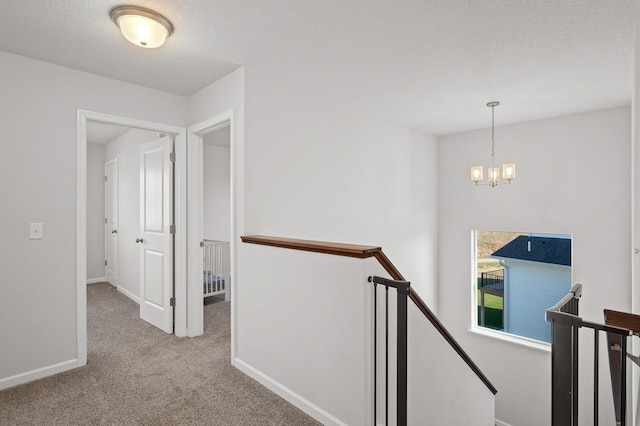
[138, 136, 174, 334]
[105, 159, 118, 286]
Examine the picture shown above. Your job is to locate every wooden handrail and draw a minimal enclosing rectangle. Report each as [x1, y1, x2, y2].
[241, 235, 497, 395]
[240, 235, 381, 258]
[604, 309, 640, 335]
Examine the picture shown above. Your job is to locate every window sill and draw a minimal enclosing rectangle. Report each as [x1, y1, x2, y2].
[469, 326, 551, 352]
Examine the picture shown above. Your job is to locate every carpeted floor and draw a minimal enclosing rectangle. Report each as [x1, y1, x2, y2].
[0, 283, 320, 425]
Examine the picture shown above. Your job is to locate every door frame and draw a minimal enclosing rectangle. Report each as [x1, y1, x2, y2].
[104, 158, 118, 286]
[77, 109, 188, 367]
[187, 109, 239, 361]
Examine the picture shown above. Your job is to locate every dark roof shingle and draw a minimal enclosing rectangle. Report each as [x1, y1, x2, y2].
[491, 236, 571, 266]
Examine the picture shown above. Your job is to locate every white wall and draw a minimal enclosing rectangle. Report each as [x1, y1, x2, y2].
[186, 63, 459, 424]
[438, 106, 631, 426]
[239, 244, 494, 426]
[242, 68, 438, 303]
[238, 245, 378, 425]
[87, 143, 105, 282]
[225, 66, 440, 424]
[188, 69, 245, 126]
[189, 66, 444, 424]
[631, 3, 640, 422]
[408, 300, 495, 425]
[104, 129, 159, 301]
[0, 51, 187, 388]
[188, 69, 245, 248]
[203, 143, 231, 241]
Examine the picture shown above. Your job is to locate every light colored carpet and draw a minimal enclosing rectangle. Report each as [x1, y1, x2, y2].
[0, 283, 320, 425]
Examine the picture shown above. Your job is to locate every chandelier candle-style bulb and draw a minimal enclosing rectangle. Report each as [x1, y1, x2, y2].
[488, 167, 500, 186]
[470, 166, 483, 183]
[503, 163, 516, 181]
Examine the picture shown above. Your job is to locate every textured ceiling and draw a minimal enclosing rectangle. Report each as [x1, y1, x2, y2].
[0, 1, 634, 134]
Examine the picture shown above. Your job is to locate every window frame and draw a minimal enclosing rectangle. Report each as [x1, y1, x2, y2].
[470, 229, 572, 350]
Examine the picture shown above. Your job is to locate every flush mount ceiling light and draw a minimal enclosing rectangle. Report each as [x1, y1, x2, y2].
[110, 5, 173, 48]
[470, 101, 516, 187]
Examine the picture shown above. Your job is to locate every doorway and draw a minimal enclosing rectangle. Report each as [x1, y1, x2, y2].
[187, 110, 238, 358]
[77, 110, 188, 367]
[87, 124, 174, 333]
[201, 125, 232, 324]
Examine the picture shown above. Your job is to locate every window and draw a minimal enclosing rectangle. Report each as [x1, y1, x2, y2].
[474, 230, 572, 345]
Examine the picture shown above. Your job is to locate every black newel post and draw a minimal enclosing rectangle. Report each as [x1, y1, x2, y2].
[371, 276, 410, 426]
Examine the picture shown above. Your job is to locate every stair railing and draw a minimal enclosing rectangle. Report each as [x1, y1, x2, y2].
[370, 275, 410, 425]
[241, 235, 497, 426]
[546, 284, 630, 426]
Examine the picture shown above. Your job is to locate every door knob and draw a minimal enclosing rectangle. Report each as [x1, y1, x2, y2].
[136, 238, 144, 243]
[112, 229, 118, 234]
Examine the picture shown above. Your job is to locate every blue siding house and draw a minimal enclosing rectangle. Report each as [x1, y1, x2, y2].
[492, 235, 571, 343]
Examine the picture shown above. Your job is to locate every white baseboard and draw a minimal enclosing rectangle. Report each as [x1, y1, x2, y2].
[495, 419, 513, 426]
[0, 359, 78, 391]
[117, 286, 140, 304]
[234, 358, 347, 426]
[87, 277, 105, 284]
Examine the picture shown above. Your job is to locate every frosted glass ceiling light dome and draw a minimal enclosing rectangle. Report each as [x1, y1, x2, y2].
[110, 6, 173, 48]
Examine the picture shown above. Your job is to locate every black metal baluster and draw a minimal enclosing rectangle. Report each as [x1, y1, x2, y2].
[607, 332, 623, 425]
[373, 280, 377, 426]
[385, 283, 389, 426]
[371, 276, 410, 426]
[594, 329, 598, 426]
[396, 282, 409, 426]
[620, 336, 627, 426]
[572, 321, 579, 425]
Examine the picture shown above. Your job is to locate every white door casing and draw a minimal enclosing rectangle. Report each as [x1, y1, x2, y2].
[105, 159, 118, 286]
[139, 136, 174, 334]
[78, 110, 187, 369]
[187, 112, 233, 338]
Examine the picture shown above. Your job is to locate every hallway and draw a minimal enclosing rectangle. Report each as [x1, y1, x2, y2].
[0, 283, 319, 425]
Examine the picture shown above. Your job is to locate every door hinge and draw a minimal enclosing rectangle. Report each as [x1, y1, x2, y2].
[170, 224, 176, 234]
[169, 152, 176, 162]
[200, 241, 204, 247]
[105, 260, 107, 266]
[104, 175, 107, 182]
[170, 297, 176, 307]
[105, 218, 107, 224]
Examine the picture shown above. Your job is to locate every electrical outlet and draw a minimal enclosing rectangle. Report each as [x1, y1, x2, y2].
[30, 222, 43, 239]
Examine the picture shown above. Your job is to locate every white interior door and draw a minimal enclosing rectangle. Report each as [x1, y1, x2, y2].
[138, 136, 174, 333]
[105, 159, 118, 286]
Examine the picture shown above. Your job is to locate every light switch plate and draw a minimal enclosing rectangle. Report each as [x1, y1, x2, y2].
[30, 222, 43, 239]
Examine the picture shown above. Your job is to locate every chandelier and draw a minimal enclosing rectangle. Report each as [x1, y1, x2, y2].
[470, 101, 516, 187]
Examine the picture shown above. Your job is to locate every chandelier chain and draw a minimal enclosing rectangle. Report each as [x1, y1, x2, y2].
[491, 104, 495, 168]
